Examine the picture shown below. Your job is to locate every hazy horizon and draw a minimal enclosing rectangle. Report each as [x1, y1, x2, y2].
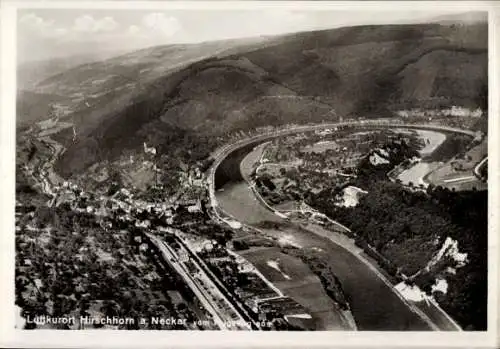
[17, 9, 487, 64]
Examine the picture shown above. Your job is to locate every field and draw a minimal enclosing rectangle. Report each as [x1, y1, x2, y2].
[300, 140, 339, 154]
[240, 246, 353, 330]
[397, 162, 442, 187]
[425, 139, 487, 191]
[273, 200, 301, 212]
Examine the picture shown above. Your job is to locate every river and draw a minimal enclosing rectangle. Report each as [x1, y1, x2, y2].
[215, 140, 433, 331]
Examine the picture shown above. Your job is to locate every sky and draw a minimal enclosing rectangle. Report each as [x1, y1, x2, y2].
[17, 8, 487, 63]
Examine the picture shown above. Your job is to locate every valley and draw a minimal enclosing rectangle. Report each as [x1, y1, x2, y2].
[14, 17, 488, 333]
[211, 120, 485, 331]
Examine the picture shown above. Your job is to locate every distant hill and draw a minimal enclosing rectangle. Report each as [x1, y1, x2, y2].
[16, 23, 487, 177]
[17, 90, 67, 126]
[17, 49, 132, 90]
[430, 11, 488, 25]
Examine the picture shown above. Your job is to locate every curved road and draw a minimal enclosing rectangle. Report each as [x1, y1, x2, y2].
[474, 157, 488, 179]
[208, 120, 476, 200]
[208, 120, 471, 331]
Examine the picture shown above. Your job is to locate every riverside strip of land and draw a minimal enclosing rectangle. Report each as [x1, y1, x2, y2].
[210, 121, 472, 331]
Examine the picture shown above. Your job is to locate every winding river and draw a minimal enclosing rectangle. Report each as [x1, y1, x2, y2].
[211, 122, 473, 331]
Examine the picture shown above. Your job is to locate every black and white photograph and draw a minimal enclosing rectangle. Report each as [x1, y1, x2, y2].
[1, 0, 498, 348]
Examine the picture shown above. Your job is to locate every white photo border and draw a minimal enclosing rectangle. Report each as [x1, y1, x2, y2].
[1, 1, 498, 348]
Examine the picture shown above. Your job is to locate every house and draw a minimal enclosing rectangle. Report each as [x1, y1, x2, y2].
[34, 278, 43, 289]
[187, 204, 201, 213]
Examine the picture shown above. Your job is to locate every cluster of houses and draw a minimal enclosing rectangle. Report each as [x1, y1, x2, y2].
[396, 106, 483, 118]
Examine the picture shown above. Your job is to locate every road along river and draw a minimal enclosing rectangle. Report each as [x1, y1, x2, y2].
[210, 121, 472, 331]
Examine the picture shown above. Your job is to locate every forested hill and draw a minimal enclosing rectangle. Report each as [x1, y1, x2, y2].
[17, 22, 486, 178]
[307, 148, 488, 330]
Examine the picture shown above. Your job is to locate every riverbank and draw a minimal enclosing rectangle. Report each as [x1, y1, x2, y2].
[216, 141, 432, 330]
[211, 122, 475, 331]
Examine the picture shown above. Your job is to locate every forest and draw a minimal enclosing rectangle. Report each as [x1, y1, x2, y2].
[307, 155, 487, 330]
